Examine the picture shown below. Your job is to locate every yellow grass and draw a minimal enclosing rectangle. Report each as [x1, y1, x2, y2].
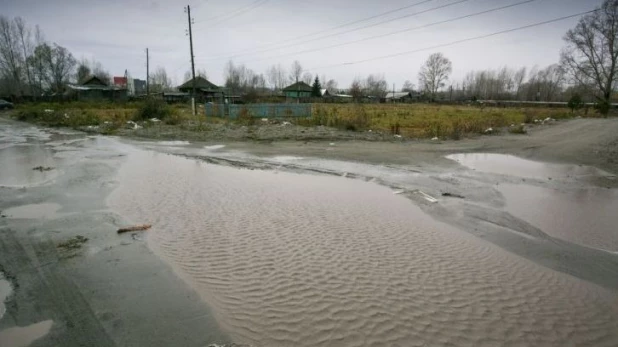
[310, 103, 576, 138]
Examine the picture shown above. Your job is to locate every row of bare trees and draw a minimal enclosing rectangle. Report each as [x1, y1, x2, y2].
[0, 16, 79, 98]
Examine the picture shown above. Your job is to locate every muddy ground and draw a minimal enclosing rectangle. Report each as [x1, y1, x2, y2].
[1, 114, 617, 346]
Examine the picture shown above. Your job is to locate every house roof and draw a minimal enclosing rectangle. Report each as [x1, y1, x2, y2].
[178, 76, 219, 91]
[81, 75, 108, 86]
[282, 81, 312, 92]
[384, 92, 413, 99]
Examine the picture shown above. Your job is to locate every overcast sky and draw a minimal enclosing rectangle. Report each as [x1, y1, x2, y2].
[3, 0, 602, 89]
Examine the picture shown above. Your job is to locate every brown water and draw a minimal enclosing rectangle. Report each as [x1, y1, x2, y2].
[109, 149, 618, 347]
[2, 203, 62, 219]
[446, 153, 612, 180]
[0, 320, 53, 347]
[499, 184, 618, 252]
[0, 145, 57, 187]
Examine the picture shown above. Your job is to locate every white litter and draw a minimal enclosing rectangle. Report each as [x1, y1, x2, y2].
[393, 190, 405, 195]
[44, 109, 54, 113]
[484, 127, 493, 133]
[282, 121, 291, 126]
[394, 134, 402, 138]
[414, 190, 438, 203]
[431, 137, 439, 141]
[261, 118, 269, 122]
[329, 142, 335, 146]
[150, 118, 161, 122]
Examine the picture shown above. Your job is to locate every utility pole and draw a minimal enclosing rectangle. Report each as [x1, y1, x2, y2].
[185, 5, 197, 116]
[146, 48, 149, 97]
[392, 83, 395, 103]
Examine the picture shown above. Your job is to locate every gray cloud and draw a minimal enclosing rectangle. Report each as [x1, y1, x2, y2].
[3, 0, 603, 88]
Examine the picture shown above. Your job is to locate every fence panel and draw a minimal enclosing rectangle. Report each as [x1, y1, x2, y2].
[228, 104, 312, 119]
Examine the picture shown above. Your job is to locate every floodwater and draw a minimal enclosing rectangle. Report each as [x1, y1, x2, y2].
[109, 148, 618, 347]
[0, 145, 57, 187]
[2, 203, 62, 219]
[446, 153, 613, 180]
[0, 320, 53, 347]
[0, 272, 11, 320]
[499, 184, 618, 252]
[448, 153, 618, 252]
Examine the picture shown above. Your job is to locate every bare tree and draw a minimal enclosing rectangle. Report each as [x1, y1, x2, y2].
[418, 52, 452, 101]
[349, 78, 363, 102]
[76, 59, 90, 83]
[364, 74, 388, 98]
[15, 17, 34, 97]
[402, 80, 415, 92]
[302, 72, 312, 85]
[325, 79, 338, 94]
[289, 60, 302, 84]
[513, 67, 527, 99]
[196, 69, 208, 78]
[46, 44, 76, 92]
[150, 66, 172, 92]
[561, 0, 618, 112]
[0, 16, 23, 95]
[267, 64, 286, 91]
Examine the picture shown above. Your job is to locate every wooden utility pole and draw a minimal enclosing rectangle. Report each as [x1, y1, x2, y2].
[392, 83, 395, 103]
[146, 48, 150, 97]
[186, 5, 197, 116]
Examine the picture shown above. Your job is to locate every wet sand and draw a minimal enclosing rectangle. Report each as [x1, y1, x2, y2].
[109, 147, 618, 347]
[0, 118, 230, 346]
[3, 115, 618, 346]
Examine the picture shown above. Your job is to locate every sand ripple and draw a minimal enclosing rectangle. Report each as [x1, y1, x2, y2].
[109, 150, 618, 347]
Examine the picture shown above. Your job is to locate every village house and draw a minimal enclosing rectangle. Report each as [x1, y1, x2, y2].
[282, 81, 312, 99]
[66, 75, 127, 102]
[178, 76, 221, 102]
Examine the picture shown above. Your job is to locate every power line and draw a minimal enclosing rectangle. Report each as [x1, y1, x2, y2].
[194, 0, 268, 25]
[197, 0, 469, 62]
[240, 0, 537, 64]
[306, 9, 597, 72]
[204, 0, 432, 59]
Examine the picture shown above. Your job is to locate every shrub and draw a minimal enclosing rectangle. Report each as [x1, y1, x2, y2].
[237, 107, 255, 125]
[568, 94, 583, 113]
[134, 99, 171, 121]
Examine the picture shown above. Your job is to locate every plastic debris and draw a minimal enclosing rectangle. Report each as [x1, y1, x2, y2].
[431, 137, 439, 141]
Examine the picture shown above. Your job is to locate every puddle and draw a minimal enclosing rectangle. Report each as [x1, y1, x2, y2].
[3, 203, 62, 219]
[499, 184, 618, 252]
[0, 145, 57, 187]
[0, 272, 12, 320]
[447, 153, 609, 180]
[109, 148, 618, 347]
[0, 320, 53, 347]
[156, 141, 190, 146]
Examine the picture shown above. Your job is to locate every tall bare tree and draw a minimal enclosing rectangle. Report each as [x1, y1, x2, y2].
[15, 17, 34, 97]
[349, 78, 363, 102]
[402, 80, 415, 92]
[76, 59, 90, 83]
[325, 79, 338, 94]
[561, 0, 618, 112]
[418, 52, 452, 101]
[302, 72, 313, 85]
[150, 66, 172, 92]
[289, 60, 302, 84]
[0, 16, 23, 95]
[267, 64, 286, 91]
[364, 74, 388, 98]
